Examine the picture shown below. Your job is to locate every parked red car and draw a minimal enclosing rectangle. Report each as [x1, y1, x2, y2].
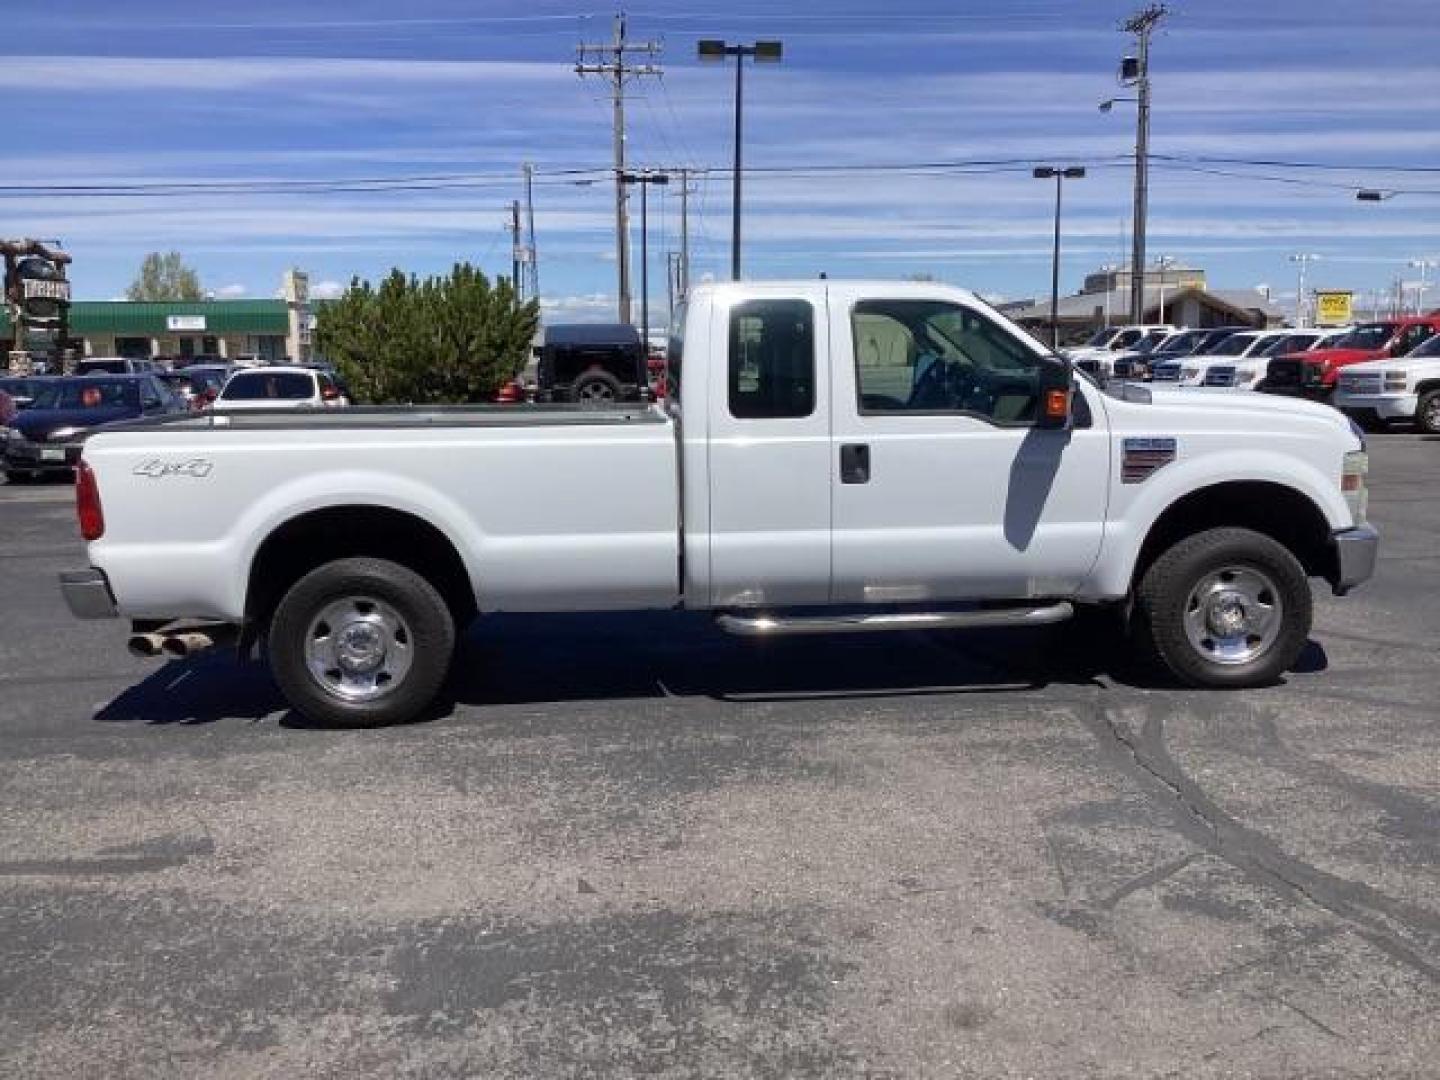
[1262, 316, 1440, 401]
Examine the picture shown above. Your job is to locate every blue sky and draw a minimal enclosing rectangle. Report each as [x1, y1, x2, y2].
[5, 0, 1439, 321]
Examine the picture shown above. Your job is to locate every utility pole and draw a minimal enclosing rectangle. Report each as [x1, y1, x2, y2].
[1121, 4, 1166, 324]
[510, 200, 524, 304]
[577, 14, 662, 325]
[523, 162, 540, 302]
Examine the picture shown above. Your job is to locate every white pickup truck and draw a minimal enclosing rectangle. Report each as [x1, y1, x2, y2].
[1333, 332, 1440, 434]
[61, 281, 1378, 727]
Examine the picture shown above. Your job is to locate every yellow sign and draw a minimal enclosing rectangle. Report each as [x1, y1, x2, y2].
[1315, 291, 1353, 325]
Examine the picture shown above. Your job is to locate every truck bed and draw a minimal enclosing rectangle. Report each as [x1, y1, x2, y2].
[81, 402, 681, 621]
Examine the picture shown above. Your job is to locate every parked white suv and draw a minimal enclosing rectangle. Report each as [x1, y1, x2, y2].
[214, 366, 349, 411]
[1334, 331, 1440, 433]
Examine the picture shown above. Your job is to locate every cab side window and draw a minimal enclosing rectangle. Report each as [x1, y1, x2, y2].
[728, 299, 814, 419]
[852, 299, 1044, 424]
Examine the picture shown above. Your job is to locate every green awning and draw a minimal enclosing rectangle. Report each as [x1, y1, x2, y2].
[2, 300, 289, 336]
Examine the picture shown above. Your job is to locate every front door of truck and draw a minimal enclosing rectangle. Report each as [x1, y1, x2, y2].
[706, 291, 833, 607]
[828, 292, 1108, 602]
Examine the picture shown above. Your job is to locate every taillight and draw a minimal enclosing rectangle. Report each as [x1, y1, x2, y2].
[76, 460, 105, 541]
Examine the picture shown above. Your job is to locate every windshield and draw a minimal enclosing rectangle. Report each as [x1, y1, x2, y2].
[1209, 333, 1259, 356]
[1333, 323, 1395, 350]
[29, 380, 139, 410]
[1406, 333, 1440, 358]
[1132, 331, 1169, 354]
[1154, 330, 1205, 356]
[1111, 329, 1143, 349]
[1258, 334, 1315, 356]
[1083, 328, 1116, 347]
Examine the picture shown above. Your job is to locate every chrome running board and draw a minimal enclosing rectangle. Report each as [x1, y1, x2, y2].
[716, 602, 1074, 637]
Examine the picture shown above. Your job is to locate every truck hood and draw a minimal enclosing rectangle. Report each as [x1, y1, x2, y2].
[1280, 347, 1381, 368]
[1132, 383, 1358, 438]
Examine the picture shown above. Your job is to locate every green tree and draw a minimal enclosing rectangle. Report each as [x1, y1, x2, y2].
[314, 263, 538, 404]
[126, 251, 204, 301]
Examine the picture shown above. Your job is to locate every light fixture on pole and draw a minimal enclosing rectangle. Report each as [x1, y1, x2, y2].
[1033, 166, 1086, 349]
[1356, 189, 1397, 203]
[1153, 254, 1178, 323]
[1289, 253, 1321, 327]
[697, 38, 783, 281]
[621, 170, 670, 360]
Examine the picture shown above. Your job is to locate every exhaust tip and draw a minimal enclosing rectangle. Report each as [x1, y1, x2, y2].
[127, 633, 164, 658]
[162, 632, 215, 658]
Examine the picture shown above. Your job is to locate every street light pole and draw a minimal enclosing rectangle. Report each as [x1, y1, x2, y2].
[1409, 258, 1437, 315]
[698, 39, 783, 281]
[621, 171, 670, 356]
[1289, 253, 1320, 327]
[1034, 166, 1086, 349]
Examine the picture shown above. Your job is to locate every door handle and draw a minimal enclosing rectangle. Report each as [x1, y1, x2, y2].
[840, 443, 871, 484]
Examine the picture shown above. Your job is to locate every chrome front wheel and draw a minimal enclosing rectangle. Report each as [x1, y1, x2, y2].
[1181, 566, 1283, 666]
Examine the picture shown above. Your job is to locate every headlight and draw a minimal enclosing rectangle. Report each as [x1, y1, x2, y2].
[1181, 367, 1199, 380]
[1383, 370, 1407, 391]
[1342, 450, 1369, 524]
[46, 426, 85, 441]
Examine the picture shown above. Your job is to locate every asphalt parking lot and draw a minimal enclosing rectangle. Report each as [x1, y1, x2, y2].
[1, 436, 1437, 1079]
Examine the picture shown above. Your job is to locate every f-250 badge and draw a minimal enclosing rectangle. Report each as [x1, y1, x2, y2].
[133, 458, 214, 479]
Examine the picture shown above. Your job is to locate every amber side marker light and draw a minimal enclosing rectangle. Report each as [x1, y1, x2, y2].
[76, 460, 105, 541]
[1044, 389, 1071, 421]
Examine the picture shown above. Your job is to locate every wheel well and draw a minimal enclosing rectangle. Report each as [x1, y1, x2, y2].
[1414, 379, 1440, 397]
[244, 506, 477, 638]
[1133, 482, 1335, 591]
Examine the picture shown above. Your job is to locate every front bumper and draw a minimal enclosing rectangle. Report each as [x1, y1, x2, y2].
[1262, 384, 1329, 401]
[1329, 524, 1380, 596]
[1335, 392, 1418, 422]
[59, 569, 118, 619]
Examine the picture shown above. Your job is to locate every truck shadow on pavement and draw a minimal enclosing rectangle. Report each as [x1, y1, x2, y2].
[91, 610, 1329, 729]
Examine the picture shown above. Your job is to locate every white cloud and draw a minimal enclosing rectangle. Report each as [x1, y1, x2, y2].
[310, 280, 345, 300]
[214, 283, 247, 298]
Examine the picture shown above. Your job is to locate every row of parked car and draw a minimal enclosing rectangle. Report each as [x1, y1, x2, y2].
[0, 362, 350, 483]
[1065, 315, 1440, 433]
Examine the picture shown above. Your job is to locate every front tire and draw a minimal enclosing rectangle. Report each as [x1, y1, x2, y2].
[1132, 527, 1312, 689]
[267, 557, 456, 727]
[1415, 390, 1440, 435]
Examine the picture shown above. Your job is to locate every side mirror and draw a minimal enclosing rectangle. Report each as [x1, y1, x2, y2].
[1035, 357, 1073, 430]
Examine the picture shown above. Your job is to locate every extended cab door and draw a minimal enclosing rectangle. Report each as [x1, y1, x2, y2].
[704, 289, 833, 607]
[828, 289, 1108, 602]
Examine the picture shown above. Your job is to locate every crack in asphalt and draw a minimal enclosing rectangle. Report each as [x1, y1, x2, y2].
[1084, 696, 1440, 984]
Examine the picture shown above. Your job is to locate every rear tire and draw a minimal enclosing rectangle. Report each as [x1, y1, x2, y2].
[1132, 527, 1312, 689]
[1415, 390, 1440, 435]
[267, 557, 456, 727]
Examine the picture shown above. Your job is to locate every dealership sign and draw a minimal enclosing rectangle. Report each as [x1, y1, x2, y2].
[1315, 291, 1353, 326]
[11, 255, 71, 321]
[166, 315, 207, 331]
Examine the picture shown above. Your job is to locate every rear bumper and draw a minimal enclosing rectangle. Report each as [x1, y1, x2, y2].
[1329, 524, 1380, 596]
[59, 568, 118, 619]
[3, 441, 83, 472]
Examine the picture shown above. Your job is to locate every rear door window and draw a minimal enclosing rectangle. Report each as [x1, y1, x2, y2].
[728, 299, 815, 419]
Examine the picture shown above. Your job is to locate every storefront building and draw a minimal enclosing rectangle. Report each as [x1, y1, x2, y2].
[1, 297, 309, 364]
